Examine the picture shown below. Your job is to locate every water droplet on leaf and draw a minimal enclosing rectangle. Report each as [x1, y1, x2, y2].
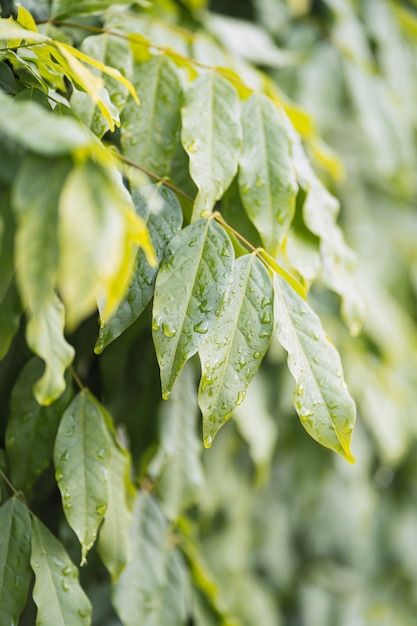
[162, 323, 177, 337]
[194, 320, 209, 334]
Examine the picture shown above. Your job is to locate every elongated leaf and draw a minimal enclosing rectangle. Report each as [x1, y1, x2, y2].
[0, 497, 32, 626]
[5, 358, 72, 491]
[97, 435, 135, 582]
[96, 184, 183, 353]
[152, 218, 234, 397]
[12, 156, 75, 403]
[198, 254, 273, 447]
[112, 492, 188, 626]
[31, 516, 92, 626]
[58, 160, 154, 329]
[149, 363, 204, 520]
[121, 54, 182, 175]
[238, 94, 297, 256]
[0, 19, 48, 43]
[182, 71, 242, 221]
[53, 391, 111, 564]
[0, 195, 20, 360]
[51, 0, 133, 20]
[273, 275, 356, 463]
[0, 92, 90, 155]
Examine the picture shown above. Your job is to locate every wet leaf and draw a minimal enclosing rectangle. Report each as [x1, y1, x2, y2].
[198, 254, 273, 447]
[182, 71, 242, 221]
[53, 391, 111, 564]
[31, 516, 91, 626]
[0, 497, 32, 626]
[239, 94, 297, 256]
[273, 275, 356, 463]
[152, 218, 234, 397]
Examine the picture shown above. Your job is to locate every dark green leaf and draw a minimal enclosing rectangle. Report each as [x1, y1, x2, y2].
[53, 391, 111, 564]
[31, 516, 92, 626]
[152, 218, 234, 397]
[5, 358, 72, 492]
[0, 194, 21, 360]
[0, 497, 32, 626]
[198, 255, 273, 447]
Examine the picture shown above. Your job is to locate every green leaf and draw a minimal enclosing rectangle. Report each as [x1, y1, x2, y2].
[198, 254, 273, 447]
[152, 218, 234, 397]
[53, 390, 111, 564]
[121, 54, 183, 176]
[0, 497, 32, 626]
[31, 516, 92, 626]
[0, 18, 48, 43]
[5, 358, 72, 492]
[238, 94, 297, 256]
[96, 183, 183, 353]
[0, 61, 18, 95]
[97, 434, 135, 582]
[0, 195, 21, 360]
[149, 362, 204, 520]
[58, 159, 154, 330]
[273, 275, 356, 463]
[0, 92, 90, 155]
[181, 71, 242, 221]
[112, 492, 188, 626]
[51, 0, 134, 20]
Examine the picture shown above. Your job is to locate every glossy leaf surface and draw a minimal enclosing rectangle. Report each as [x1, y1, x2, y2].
[198, 254, 274, 447]
[273, 275, 356, 463]
[152, 218, 234, 397]
[53, 391, 111, 564]
[0, 498, 32, 626]
[182, 71, 242, 220]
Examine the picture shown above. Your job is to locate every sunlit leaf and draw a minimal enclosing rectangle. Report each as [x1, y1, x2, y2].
[199, 254, 273, 447]
[239, 93, 297, 256]
[0, 18, 48, 43]
[96, 183, 183, 353]
[182, 71, 242, 221]
[121, 54, 182, 175]
[152, 218, 234, 397]
[51, 0, 135, 20]
[31, 516, 92, 626]
[273, 275, 356, 463]
[148, 363, 204, 520]
[53, 391, 111, 564]
[112, 492, 188, 626]
[0, 497, 32, 626]
[5, 358, 72, 492]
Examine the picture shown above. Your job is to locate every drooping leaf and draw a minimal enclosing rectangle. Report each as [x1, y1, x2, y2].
[112, 492, 188, 626]
[0, 497, 32, 626]
[238, 93, 297, 256]
[198, 254, 273, 447]
[97, 423, 135, 582]
[152, 218, 234, 397]
[53, 390, 111, 564]
[0, 195, 21, 360]
[148, 362, 204, 520]
[57, 159, 154, 330]
[181, 71, 242, 221]
[96, 183, 183, 353]
[0, 61, 18, 95]
[0, 18, 48, 43]
[121, 54, 183, 176]
[5, 358, 72, 492]
[273, 274, 356, 463]
[31, 516, 92, 626]
[0, 92, 90, 155]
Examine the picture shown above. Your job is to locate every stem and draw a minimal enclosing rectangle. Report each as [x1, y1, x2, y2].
[0, 468, 24, 500]
[70, 367, 85, 391]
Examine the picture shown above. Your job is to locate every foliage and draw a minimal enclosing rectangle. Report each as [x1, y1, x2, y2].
[0, 0, 416, 624]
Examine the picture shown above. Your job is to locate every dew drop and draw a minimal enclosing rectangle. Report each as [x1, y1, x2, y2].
[14, 575, 20, 588]
[261, 297, 272, 309]
[236, 391, 245, 406]
[64, 503, 72, 510]
[221, 246, 230, 257]
[96, 448, 106, 459]
[61, 581, 70, 592]
[188, 237, 198, 247]
[77, 609, 88, 618]
[62, 566, 73, 576]
[204, 435, 213, 448]
[253, 351, 261, 359]
[96, 503, 107, 515]
[162, 323, 177, 337]
[261, 312, 271, 324]
[162, 390, 171, 400]
[200, 375, 214, 392]
[55, 467, 63, 482]
[60, 450, 69, 463]
[194, 320, 209, 334]
[296, 384, 304, 396]
[152, 317, 161, 331]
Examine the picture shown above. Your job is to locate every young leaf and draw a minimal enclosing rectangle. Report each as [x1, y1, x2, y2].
[148, 363, 204, 520]
[0, 497, 32, 626]
[5, 358, 72, 492]
[58, 160, 154, 330]
[273, 275, 356, 463]
[31, 516, 92, 626]
[121, 54, 183, 176]
[152, 218, 234, 397]
[198, 254, 274, 447]
[53, 390, 111, 564]
[238, 94, 297, 256]
[112, 492, 188, 626]
[96, 184, 183, 353]
[97, 435, 135, 582]
[181, 71, 242, 221]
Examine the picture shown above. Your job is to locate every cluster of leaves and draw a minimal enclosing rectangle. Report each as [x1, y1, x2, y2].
[2, 0, 415, 624]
